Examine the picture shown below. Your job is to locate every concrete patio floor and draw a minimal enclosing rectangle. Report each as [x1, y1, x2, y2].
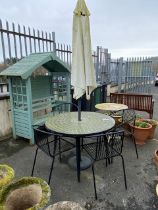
[0, 85, 158, 210]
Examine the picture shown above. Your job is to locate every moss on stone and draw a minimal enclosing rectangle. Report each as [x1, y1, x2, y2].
[0, 164, 14, 189]
[0, 176, 51, 210]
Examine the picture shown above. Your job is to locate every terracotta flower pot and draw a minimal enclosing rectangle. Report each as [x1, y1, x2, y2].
[0, 177, 51, 210]
[137, 119, 158, 139]
[149, 124, 157, 139]
[130, 123, 152, 145]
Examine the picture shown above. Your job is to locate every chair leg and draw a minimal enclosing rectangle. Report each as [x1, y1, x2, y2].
[92, 164, 97, 200]
[48, 138, 58, 185]
[120, 155, 127, 190]
[132, 135, 139, 159]
[81, 138, 84, 149]
[48, 156, 56, 185]
[104, 136, 111, 165]
[31, 147, 38, 176]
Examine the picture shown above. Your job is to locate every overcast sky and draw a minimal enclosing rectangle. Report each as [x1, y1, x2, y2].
[0, 0, 158, 58]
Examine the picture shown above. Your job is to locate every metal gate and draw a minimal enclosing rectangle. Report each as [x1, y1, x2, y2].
[124, 57, 153, 94]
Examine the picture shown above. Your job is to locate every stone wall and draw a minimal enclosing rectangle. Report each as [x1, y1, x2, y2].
[0, 94, 12, 140]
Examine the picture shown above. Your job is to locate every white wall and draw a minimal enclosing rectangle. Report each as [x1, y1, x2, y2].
[0, 98, 12, 140]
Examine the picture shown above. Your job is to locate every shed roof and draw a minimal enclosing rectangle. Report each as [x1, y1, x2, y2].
[0, 52, 70, 79]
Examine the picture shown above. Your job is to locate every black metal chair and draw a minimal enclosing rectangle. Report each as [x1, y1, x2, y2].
[31, 125, 75, 185]
[83, 131, 127, 200]
[115, 109, 138, 159]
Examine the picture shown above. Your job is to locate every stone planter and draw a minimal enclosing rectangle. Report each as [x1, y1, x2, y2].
[156, 184, 158, 196]
[0, 177, 51, 210]
[0, 164, 14, 188]
[45, 201, 86, 210]
[130, 123, 152, 145]
[154, 149, 158, 167]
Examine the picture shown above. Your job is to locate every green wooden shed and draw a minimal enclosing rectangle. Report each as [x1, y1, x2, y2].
[0, 52, 71, 144]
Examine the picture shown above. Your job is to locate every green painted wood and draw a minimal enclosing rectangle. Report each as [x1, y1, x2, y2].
[16, 130, 32, 139]
[33, 115, 51, 126]
[9, 78, 16, 139]
[14, 117, 29, 124]
[33, 100, 69, 126]
[14, 109, 29, 115]
[0, 52, 70, 79]
[15, 122, 30, 129]
[1, 53, 71, 144]
[33, 102, 55, 112]
[31, 76, 52, 100]
[15, 126, 30, 133]
[14, 106, 30, 140]
[66, 72, 71, 111]
[26, 78, 34, 143]
[95, 86, 102, 104]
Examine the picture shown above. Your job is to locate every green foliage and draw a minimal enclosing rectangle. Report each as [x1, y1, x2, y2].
[136, 118, 158, 126]
[141, 119, 158, 126]
[135, 121, 150, 128]
[0, 164, 14, 188]
[0, 177, 51, 210]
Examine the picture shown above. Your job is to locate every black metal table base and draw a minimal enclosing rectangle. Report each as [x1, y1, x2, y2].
[68, 155, 92, 170]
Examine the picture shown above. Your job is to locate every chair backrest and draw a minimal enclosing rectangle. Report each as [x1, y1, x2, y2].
[122, 109, 136, 125]
[33, 125, 57, 157]
[95, 131, 124, 160]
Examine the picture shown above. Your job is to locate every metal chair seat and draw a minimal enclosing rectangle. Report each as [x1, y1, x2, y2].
[83, 138, 122, 161]
[83, 131, 127, 200]
[31, 125, 75, 185]
[113, 109, 138, 159]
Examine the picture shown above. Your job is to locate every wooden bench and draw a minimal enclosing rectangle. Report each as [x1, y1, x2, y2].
[110, 92, 154, 119]
[32, 96, 69, 125]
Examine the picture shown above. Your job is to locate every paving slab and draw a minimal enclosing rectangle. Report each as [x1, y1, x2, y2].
[0, 85, 158, 210]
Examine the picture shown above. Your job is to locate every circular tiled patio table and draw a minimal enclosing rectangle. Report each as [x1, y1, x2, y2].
[95, 103, 128, 112]
[45, 112, 115, 182]
[46, 112, 115, 136]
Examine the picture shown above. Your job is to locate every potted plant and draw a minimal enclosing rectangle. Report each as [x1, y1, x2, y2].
[0, 176, 51, 210]
[0, 164, 14, 189]
[130, 121, 152, 145]
[139, 119, 158, 139]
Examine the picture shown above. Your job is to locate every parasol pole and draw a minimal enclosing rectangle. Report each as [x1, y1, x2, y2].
[78, 98, 81, 121]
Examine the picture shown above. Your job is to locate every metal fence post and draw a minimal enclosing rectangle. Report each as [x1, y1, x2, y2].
[118, 57, 123, 93]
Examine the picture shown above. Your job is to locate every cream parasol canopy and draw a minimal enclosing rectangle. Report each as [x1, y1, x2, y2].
[71, 0, 97, 102]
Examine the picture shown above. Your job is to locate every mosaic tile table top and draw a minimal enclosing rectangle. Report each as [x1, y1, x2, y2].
[95, 103, 128, 112]
[45, 112, 115, 136]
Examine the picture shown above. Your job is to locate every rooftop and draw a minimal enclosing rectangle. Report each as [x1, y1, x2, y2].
[0, 86, 158, 210]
